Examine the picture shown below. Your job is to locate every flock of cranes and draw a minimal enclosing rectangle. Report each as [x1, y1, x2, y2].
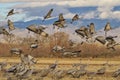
[0, 8, 119, 53]
[0, 53, 120, 80]
[0, 8, 120, 79]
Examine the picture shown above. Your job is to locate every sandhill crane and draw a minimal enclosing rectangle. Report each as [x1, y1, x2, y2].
[0, 61, 7, 71]
[26, 24, 48, 37]
[112, 69, 120, 77]
[7, 63, 23, 74]
[95, 35, 119, 51]
[52, 45, 65, 53]
[105, 36, 118, 51]
[36, 68, 54, 80]
[42, 8, 53, 22]
[71, 14, 79, 23]
[18, 69, 33, 79]
[29, 40, 39, 54]
[53, 13, 66, 29]
[62, 50, 81, 58]
[75, 26, 94, 43]
[58, 13, 65, 21]
[52, 70, 66, 80]
[88, 23, 96, 35]
[10, 48, 37, 68]
[75, 26, 91, 39]
[26, 24, 37, 33]
[10, 48, 23, 55]
[6, 9, 18, 18]
[104, 22, 112, 37]
[96, 67, 106, 75]
[75, 29, 86, 38]
[7, 62, 33, 80]
[49, 60, 58, 70]
[67, 64, 87, 78]
[20, 54, 37, 69]
[0, 27, 10, 36]
[76, 64, 87, 78]
[84, 27, 92, 39]
[36, 61, 58, 79]
[95, 36, 106, 45]
[53, 21, 65, 29]
[75, 26, 87, 38]
[67, 65, 78, 77]
[7, 19, 15, 32]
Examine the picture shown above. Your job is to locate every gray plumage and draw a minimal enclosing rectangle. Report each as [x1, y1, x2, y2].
[75, 26, 86, 38]
[52, 70, 66, 80]
[52, 45, 65, 53]
[49, 60, 58, 70]
[95, 36, 106, 45]
[62, 50, 81, 58]
[104, 22, 112, 37]
[6, 9, 18, 18]
[43, 8, 53, 22]
[19, 69, 33, 79]
[0, 27, 10, 36]
[96, 67, 106, 75]
[8, 19, 15, 31]
[67, 64, 87, 78]
[20, 54, 37, 67]
[88, 23, 96, 35]
[53, 13, 66, 29]
[10, 48, 23, 55]
[26, 24, 48, 37]
[71, 14, 79, 23]
[112, 69, 120, 77]
[0, 61, 7, 71]
[39, 69, 50, 77]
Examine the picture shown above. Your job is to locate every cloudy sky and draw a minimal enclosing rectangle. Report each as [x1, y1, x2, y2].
[0, 0, 120, 30]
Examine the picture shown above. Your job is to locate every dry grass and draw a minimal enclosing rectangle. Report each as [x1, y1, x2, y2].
[0, 58, 120, 80]
[0, 32, 120, 58]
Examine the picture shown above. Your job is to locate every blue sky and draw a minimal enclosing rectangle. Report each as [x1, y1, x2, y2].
[0, 0, 120, 30]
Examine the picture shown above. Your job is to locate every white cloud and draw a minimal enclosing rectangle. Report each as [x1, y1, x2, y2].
[1, 0, 120, 22]
[23, 16, 42, 22]
[6, 0, 120, 8]
[82, 11, 98, 19]
[64, 13, 75, 19]
[97, 6, 120, 20]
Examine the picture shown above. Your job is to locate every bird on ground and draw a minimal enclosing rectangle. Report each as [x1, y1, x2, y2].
[30, 40, 39, 49]
[112, 69, 120, 77]
[49, 60, 58, 70]
[10, 48, 23, 55]
[96, 67, 106, 75]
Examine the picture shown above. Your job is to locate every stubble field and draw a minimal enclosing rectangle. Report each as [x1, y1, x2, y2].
[0, 57, 120, 80]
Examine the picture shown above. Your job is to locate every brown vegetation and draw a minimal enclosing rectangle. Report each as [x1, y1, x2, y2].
[0, 32, 120, 58]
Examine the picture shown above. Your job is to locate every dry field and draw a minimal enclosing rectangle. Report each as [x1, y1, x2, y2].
[0, 57, 120, 80]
